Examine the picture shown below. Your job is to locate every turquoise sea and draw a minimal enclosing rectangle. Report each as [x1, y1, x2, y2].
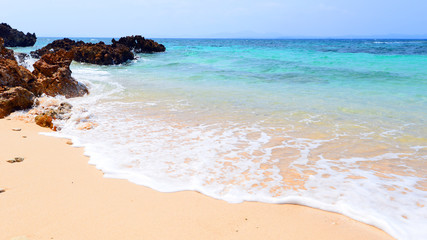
[14, 38, 427, 239]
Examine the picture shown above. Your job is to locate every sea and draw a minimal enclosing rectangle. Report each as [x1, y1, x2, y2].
[12, 38, 427, 239]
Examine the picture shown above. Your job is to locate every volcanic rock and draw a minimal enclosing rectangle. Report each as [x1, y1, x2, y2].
[73, 42, 134, 65]
[112, 35, 166, 53]
[31, 38, 84, 58]
[32, 38, 134, 65]
[32, 49, 89, 98]
[0, 86, 35, 118]
[0, 23, 36, 47]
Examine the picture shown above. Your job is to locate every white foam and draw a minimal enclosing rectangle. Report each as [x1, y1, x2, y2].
[15, 53, 36, 71]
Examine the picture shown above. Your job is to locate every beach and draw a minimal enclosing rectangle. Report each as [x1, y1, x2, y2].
[0, 118, 394, 240]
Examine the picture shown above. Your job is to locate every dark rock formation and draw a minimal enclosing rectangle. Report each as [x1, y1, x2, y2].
[31, 38, 134, 65]
[0, 86, 35, 118]
[32, 49, 89, 98]
[31, 38, 84, 58]
[0, 23, 36, 47]
[31, 35, 166, 65]
[112, 35, 166, 53]
[73, 42, 134, 65]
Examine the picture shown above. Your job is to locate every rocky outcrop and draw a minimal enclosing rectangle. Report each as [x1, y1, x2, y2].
[32, 49, 89, 98]
[73, 42, 134, 65]
[0, 23, 36, 47]
[0, 58, 38, 94]
[31, 36, 165, 65]
[112, 35, 166, 53]
[0, 38, 37, 117]
[31, 38, 84, 58]
[0, 38, 89, 118]
[0, 86, 35, 118]
[31, 39, 134, 65]
[0, 38, 15, 60]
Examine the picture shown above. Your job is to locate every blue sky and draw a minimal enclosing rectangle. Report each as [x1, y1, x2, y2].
[2, 0, 426, 38]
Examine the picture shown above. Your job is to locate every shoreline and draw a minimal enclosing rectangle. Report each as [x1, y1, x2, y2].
[0, 119, 394, 240]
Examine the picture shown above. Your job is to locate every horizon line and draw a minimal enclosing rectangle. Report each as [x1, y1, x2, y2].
[37, 36, 427, 40]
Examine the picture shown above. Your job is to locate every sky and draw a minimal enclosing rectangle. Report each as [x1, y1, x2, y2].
[1, 0, 427, 38]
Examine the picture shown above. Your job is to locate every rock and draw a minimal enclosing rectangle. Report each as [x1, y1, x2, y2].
[31, 38, 84, 58]
[32, 38, 134, 65]
[7, 157, 24, 163]
[0, 86, 36, 118]
[0, 58, 38, 92]
[0, 188, 4, 193]
[0, 38, 89, 118]
[0, 38, 15, 60]
[33, 49, 89, 98]
[12, 128, 21, 131]
[112, 35, 166, 53]
[59, 102, 73, 113]
[0, 46, 40, 98]
[34, 101, 73, 128]
[35, 114, 53, 128]
[0, 23, 36, 47]
[72, 42, 134, 65]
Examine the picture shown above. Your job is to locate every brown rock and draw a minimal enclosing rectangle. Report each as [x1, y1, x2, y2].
[0, 37, 15, 60]
[35, 114, 53, 128]
[7, 157, 25, 163]
[33, 49, 89, 98]
[0, 57, 39, 94]
[0, 86, 36, 118]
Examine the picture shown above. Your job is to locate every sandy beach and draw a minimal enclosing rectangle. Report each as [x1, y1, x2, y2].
[0, 118, 394, 240]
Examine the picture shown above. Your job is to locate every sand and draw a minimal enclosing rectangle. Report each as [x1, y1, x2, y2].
[0, 119, 394, 240]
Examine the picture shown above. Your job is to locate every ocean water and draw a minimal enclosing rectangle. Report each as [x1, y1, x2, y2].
[13, 38, 427, 239]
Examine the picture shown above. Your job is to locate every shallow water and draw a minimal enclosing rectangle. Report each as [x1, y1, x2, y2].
[13, 38, 427, 239]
